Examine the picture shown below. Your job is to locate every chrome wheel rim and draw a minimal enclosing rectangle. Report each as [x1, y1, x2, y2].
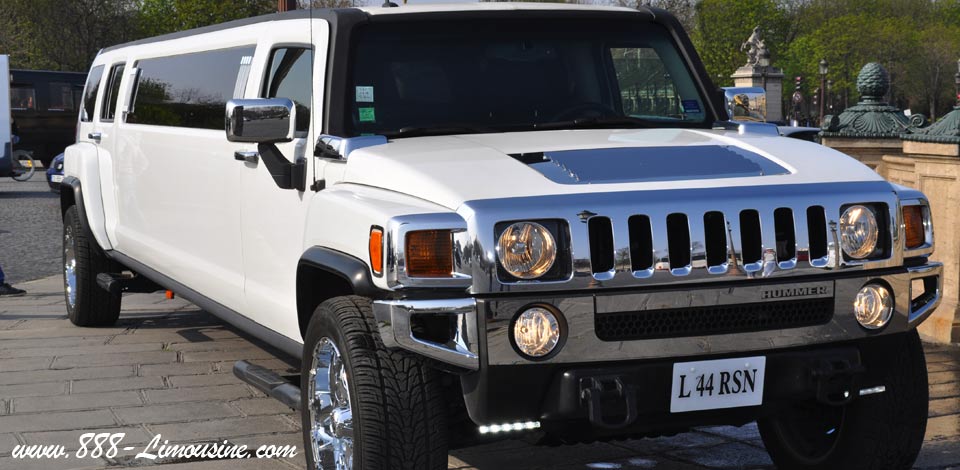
[63, 225, 77, 309]
[308, 337, 354, 470]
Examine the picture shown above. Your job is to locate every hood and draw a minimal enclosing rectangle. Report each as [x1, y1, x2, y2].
[341, 128, 885, 210]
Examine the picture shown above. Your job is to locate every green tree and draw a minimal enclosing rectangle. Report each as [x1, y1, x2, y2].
[137, 0, 277, 37]
[1, 0, 140, 71]
[689, 0, 795, 87]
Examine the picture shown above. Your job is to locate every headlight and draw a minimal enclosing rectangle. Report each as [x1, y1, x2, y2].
[512, 306, 562, 358]
[839, 205, 879, 259]
[854, 283, 893, 329]
[497, 222, 556, 279]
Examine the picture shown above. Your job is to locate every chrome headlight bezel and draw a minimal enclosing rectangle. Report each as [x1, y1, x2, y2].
[494, 220, 569, 282]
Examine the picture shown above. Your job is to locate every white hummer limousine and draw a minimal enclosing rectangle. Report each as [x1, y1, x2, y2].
[62, 4, 942, 470]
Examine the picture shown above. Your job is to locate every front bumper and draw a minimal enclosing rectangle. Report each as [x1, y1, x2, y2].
[373, 262, 941, 423]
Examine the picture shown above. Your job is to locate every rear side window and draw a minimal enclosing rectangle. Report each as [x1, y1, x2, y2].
[81, 65, 105, 122]
[101, 64, 125, 121]
[128, 46, 255, 130]
[262, 47, 312, 133]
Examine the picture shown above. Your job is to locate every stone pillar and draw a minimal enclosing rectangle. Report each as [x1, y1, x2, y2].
[882, 142, 960, 343]
[731, 65, 784, 122]
[881, 106, 960, 343]
[821, 63, 916, 169]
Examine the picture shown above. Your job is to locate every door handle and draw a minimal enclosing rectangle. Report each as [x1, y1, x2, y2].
[234, 151, 259, 164]
[88, 132, 101, 143]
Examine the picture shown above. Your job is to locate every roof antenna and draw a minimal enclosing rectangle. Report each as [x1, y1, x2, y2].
[382, 1, 399, 6]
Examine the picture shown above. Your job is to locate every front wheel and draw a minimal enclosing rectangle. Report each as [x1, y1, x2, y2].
[63, 206, 121, 326]
[301, 296, 448, 470]
[758, 330, 928, 470]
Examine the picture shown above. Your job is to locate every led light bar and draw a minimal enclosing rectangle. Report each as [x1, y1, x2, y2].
[478, 421, 541, 434]
[859, 385, 886, 396]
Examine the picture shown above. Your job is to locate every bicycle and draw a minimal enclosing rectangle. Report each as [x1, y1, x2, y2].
[10, 149, 37, 182]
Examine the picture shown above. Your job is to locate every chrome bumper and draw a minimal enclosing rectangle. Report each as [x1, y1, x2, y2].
[481, 263, 943, 366]
[373, 263, 941, 370]
[372, 298, 480, 370]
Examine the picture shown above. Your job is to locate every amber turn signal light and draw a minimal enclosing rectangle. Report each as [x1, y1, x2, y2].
[405, 230, 453, 277]
[903, 205, 925, 249]
[369, 227, 384, 276]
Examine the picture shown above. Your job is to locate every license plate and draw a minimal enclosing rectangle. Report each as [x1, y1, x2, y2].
[51, 175, 64, 183]
[670, 356, 765, 413]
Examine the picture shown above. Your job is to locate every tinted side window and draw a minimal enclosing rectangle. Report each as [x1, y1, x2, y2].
[101, 64, 125, 121]
[129, 46, 255, 130]
[48, 82, 76, 111]
[11, 86, 36, 111]
[81, 65, 105, 122]
[262, 47, 312, 133]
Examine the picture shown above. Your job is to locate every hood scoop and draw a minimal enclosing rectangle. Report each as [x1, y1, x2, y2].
[511, 145, 789, 185]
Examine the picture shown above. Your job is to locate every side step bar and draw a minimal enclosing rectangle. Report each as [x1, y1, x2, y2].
[96, 272, 163, 296]
[233, 360, 301, 411]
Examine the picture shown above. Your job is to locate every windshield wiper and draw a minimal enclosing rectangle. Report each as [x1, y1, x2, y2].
[532, 116, 659, 131]
[381, 124, 493, 138]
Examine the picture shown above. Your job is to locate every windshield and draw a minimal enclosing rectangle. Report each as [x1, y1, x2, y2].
[347, 18, 710, 137]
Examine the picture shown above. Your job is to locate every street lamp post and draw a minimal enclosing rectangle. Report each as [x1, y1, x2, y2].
[827, 79, 833, 113]
[819, 59, 828, 123]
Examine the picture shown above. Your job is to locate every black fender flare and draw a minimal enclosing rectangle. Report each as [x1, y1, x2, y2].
[298, 246, 380, 299]
[60, 176, 91, 235]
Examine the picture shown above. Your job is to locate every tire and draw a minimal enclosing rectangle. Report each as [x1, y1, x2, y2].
[301, 296, 448, 470]
[63, 206, 122, 326]
[11, 150, 36, 181]
[758, 330, 928, 470]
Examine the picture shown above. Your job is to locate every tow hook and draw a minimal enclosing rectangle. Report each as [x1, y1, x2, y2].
[810, 358, 864, 406]
[579, 376, 638, 429]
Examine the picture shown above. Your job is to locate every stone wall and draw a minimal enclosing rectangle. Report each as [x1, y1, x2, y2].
[821, 137, 903, 173]
[881, 142, 960, 344]
[822, 137, 957, 343]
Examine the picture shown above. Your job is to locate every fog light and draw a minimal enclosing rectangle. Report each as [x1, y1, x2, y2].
[512, 306, 561, 358]
[854, 284, 893, 329]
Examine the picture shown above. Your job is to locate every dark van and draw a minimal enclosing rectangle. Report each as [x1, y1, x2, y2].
[10, 69, 86, 167]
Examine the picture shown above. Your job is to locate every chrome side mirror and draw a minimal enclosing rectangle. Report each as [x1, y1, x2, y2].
[225, 98, 295, 143]
[722, 87, 767, 123]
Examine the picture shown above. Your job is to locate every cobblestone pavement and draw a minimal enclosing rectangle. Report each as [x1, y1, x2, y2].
[0, 276, 957, 469]
[0, 177, 62, 284]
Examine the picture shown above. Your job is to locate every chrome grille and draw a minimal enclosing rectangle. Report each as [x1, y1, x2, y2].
[458, 182, 903, 294]
[586, 204, 871, 278]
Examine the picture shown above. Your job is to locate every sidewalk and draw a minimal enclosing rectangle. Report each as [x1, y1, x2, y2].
[1, 275, 958, 469]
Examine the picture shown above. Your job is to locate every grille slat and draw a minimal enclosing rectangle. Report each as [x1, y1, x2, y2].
[595, 298, 834, 341]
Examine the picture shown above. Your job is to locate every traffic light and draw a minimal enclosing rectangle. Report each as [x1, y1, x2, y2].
[795, 76, 803, 92]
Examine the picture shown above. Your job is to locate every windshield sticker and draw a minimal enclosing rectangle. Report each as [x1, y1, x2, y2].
[355, 86, 374, 103]
[682, 100, 702, 113]
[359, 107, 376, 123]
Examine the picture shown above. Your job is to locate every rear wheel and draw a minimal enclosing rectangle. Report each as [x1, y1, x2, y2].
[301, 296, 448, 470]
[758, 330, 928, 470]
[63, 206, 121, 326]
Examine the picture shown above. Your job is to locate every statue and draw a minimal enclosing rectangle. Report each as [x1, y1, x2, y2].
[740, 26, 767, 66]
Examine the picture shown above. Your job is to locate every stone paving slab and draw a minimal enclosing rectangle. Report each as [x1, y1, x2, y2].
[0, 275, 957, 470]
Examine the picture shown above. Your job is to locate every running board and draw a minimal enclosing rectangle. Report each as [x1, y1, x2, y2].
[96, 272, 163, 296]
[233, 360, 301, 411]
